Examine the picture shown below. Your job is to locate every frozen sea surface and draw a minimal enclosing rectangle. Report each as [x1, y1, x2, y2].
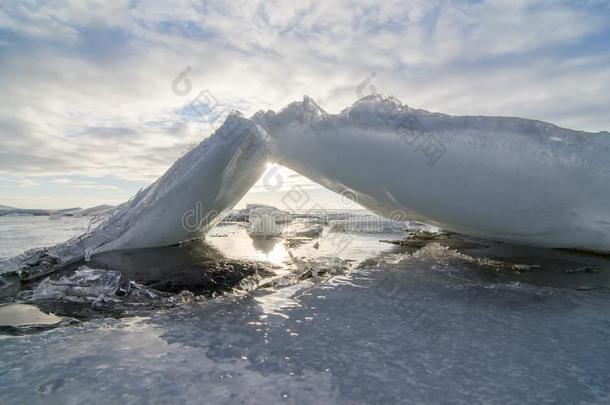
[0, 216, 90, 260]
[0, 216, 609, 404]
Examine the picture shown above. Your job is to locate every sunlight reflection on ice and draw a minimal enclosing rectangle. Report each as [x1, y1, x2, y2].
[207, 225, 290, 267]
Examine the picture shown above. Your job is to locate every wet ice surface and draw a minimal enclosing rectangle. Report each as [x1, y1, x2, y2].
[1, 217, 610, 404]
[0, 303, 62, 326]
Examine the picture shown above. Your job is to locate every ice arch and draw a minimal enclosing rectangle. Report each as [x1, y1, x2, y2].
[4, 95, 610, 276]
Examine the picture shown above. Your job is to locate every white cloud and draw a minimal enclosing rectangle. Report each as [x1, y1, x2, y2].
[15, 178, 39, 188]
[0, 0, 609, 207]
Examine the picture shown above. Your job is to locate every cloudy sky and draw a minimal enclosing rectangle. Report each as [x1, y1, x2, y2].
[1, 0, 609, 209]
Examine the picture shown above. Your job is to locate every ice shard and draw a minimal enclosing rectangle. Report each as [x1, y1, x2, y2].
[1, 113, 270, 277]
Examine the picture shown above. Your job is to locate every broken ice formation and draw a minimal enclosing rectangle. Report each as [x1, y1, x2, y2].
[294, 256, 351, 281]
[248, 206, 285, 237]
[32, 267, 121, 302]
[27, 267, 173, 315]
[223, 204, 290, 222]
[2, 94, 610, 277]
